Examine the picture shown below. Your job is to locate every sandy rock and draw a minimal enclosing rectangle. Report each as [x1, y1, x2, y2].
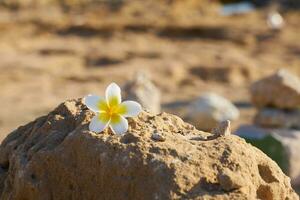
[217, 168, 244, 191]
[254, 108, 300, 129]
[186, 93, 239, 131]
[123, 71, 161, 114]
[251, 69, 300, 109]
[237, 125, 300, 187]
[0, 99, 297, 200]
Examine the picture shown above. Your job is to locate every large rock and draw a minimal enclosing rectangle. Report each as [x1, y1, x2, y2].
[236, 125, 300, 187]
[254, 108, 300, 129]
[251, 69, 300, 109]
[186, 93, 239, 131]
[0, 99, 297, 200]
[123, 72, 161, 114]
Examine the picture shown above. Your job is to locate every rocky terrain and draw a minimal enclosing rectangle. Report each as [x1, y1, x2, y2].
[0, 99, 298, 200]
[237, 70, 300, 191]
[0, 0, 300, 197]
[0, 0, 299, 141]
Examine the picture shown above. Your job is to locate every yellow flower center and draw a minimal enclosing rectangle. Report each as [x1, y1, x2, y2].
[96, 96, 127, 124]
[107, 105, 118, 116]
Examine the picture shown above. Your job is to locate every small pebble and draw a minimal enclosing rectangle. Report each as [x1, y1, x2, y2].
[212, 120, 231, 137]
[267, 12, 284, 30]
[151, 131, 166, 142]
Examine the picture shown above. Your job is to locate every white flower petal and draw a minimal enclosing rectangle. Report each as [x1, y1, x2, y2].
[84, 95, 106, 112]
[105, 82, 121, 107]
[119, 101, 142, 117]
[109, 115, 128, 135]
[89, 113, 110, 133]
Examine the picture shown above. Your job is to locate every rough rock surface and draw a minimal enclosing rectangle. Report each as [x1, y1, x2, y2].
[251, 69, 300, 109]
[123, 72, 161, 114]
[237, 125, 300, 187]
[186, 93, 239, 131]
[0, 99, 298, 200]
[254, 108, 300, 129]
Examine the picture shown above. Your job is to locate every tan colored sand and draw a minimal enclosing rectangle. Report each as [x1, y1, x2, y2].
[0, 2, 300, 140]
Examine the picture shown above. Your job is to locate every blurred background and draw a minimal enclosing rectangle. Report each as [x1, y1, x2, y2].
[0, 0, 300, 192]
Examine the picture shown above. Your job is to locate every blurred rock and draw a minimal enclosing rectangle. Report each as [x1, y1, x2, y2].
[163, 63, 187, 83]
[221, 2, 255, 16]
[189, 51, 258, 85]
[235, 124, 268, 139]
[255, 108, 300, 129]
[237, 125, 300, 186]
[186, 93, 239, 131]
[123, 71, 161, 114]
[251, 69, 300, 109]
[267, 12, 285, 30]
[273, 129, 300, 186]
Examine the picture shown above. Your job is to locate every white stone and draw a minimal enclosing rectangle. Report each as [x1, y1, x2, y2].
[186, 93, 239, 131]
[267, 12, 284, 30]
[123, 71, 161, 114]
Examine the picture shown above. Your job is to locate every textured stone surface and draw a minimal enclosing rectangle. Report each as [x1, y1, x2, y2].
[254, 108, 300, 129]
[237, 125, 300, 187]
[123, 72, 161, 114]
[0, 99, 297, 200]
[251, 69, 300, 109]
[186, 93, 239, 131]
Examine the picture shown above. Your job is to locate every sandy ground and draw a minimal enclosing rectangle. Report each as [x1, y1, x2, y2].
[0, 1, 299, 141]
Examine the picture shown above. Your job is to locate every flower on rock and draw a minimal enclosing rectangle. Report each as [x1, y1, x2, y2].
[84, 83, 142, 135]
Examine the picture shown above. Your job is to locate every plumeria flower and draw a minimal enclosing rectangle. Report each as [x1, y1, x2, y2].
[84, 83, 142, 135]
